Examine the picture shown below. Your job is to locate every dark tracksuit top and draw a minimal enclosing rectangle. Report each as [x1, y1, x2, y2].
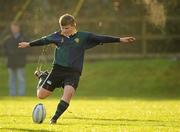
[29, 31, 120, 74]
[4, 33, 28, 69]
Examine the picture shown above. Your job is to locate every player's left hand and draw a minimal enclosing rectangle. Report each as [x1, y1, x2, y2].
[120, 37, 136, 43]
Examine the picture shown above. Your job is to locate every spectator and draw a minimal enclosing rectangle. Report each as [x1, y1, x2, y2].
[3, 22, 28, 96]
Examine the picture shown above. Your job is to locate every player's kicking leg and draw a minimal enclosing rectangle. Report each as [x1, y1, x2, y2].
[34, 70, 52, 99]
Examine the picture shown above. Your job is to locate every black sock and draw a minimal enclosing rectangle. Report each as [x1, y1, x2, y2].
[52, 100, 69, 121]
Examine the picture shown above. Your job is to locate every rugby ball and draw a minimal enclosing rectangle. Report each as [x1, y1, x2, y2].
[32, 103, 46, 123]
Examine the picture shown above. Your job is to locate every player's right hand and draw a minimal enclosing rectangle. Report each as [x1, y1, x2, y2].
[18, 42, 30, 48]
[120, 37, 136, 43]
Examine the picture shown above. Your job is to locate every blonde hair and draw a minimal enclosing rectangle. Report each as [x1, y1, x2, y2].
[59, 14, 76, 27]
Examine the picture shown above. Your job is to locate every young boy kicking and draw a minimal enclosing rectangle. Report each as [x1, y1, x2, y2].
[18, 13, 135, 124]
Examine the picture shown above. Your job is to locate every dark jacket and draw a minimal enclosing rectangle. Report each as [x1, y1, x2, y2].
[3, 33, 28, 69]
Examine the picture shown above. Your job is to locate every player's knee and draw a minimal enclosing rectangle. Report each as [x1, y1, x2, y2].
[37, 94, 46, 99]
[37, 91, 46, 99]
[37, 87, 51, 99]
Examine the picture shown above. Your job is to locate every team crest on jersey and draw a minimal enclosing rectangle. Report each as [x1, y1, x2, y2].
[74, 38, 80, 44]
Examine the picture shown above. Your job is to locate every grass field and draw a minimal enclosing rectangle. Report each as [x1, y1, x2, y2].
[0, 59, 180, 131]
[0, 97, 180, 132]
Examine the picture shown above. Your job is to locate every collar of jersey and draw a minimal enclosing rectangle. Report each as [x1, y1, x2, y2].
[60, 31, 78, 38]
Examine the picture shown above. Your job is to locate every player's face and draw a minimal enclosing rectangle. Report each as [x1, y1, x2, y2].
[61, 25, 75, 37]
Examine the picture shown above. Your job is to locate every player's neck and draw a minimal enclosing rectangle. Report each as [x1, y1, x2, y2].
[70, 29, 77, 36]
[62, 29, 77, 37]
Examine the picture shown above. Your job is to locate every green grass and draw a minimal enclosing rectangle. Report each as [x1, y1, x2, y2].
[0, 97, 180, 131]
[1, 59, 180, 98]
[0, 59, 180, 131]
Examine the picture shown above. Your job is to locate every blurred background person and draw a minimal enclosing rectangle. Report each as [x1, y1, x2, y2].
[3, 22, 28, 96]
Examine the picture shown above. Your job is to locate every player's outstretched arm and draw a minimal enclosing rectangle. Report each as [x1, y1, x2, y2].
[19, 32, 58, 48]
[120, 36, 136, 43]
[84, 33, 136, 49]
[18, 42, 30, 48]
[88, 33, 135, 44]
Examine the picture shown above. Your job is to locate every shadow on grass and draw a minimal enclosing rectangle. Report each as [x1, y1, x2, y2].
[0, 114, 30, 117]
[64, 116, 169, 123]
[62, 116, 180, 127]
[0, 128, 55, 132]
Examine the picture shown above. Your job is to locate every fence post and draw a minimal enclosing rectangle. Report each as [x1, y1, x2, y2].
[142, 18, 147, 57]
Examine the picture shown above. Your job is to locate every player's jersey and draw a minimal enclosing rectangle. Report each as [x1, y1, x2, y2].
[29, 31, 120, 73]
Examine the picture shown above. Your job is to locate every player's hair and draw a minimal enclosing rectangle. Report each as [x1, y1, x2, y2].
[59, 14, 76, 27]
